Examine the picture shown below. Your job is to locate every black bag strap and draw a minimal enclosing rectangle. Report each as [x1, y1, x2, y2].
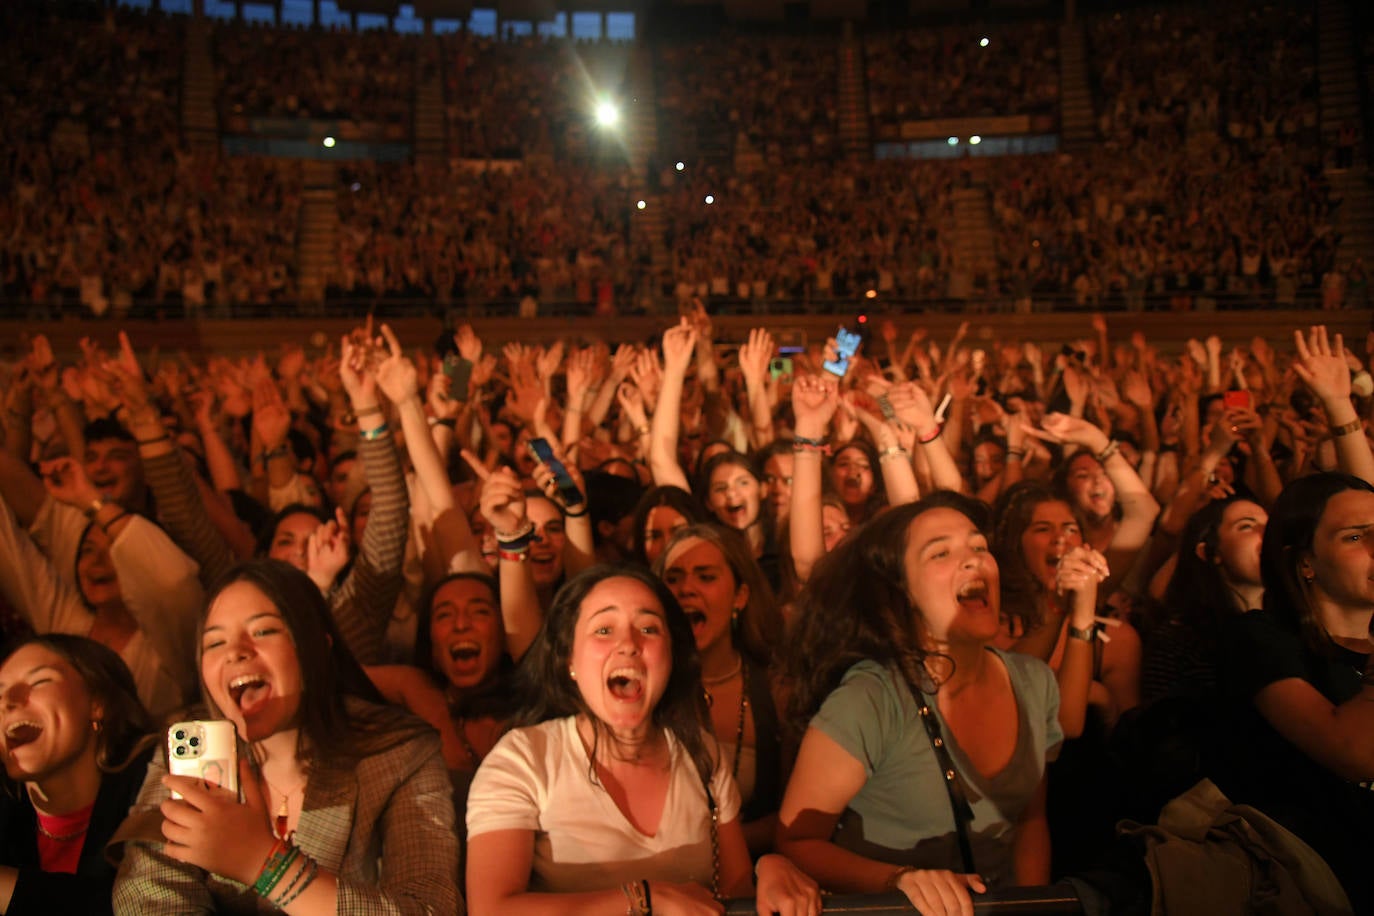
[899, 668, 978, 875]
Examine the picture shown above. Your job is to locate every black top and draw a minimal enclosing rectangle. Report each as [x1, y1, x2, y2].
[1215, 607, 1373, 912]
[0, 747, 153, 916]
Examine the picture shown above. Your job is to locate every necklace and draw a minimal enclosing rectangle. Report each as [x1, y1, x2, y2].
[702, 658, 750, 785]
[262, 774, 306, 841]
[36, 820, 88, 842]
[454, 717, 481, 769]
[702, 655, 744, 687]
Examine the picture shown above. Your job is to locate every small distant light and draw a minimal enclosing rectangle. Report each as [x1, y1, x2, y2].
[675, 161, 685, 171]
[322, 136, 336, 148]
[947, 137, 959, 146]
[704, 195, 714, 205]
[970, 135, 982, 145]
[1032, 239, 1041, 248]
[857, 314, 868, 323]
[350, 182, 361, 192]
[636, 199, 646, 210]
[864, 289, 877, 299]
[979, 37, 989, 47]
[594, 101, 619, 127]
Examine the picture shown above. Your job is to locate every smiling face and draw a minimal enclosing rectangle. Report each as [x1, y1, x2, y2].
[832, 446, 874, 510]
[526, 496, 567, 588]
[0, 644, 101, 785]
[1302, 489, 1374, 613]
[1213, 500, 1267, 587]
[660, 538, 747, 656]
[569, 576, 672, 739]
[77, 525, 121, 609]
[1020, 499, 1083, 590]
[708, 462, 762, 531]
[200, 581, 304, 742]
[83, 438, 141, 505]
[267, 511, 322, 571]
[903, 507, 1001, 646]
[1064, 453, 1116, 523]
[972, 441, 1006, 487]
[643, 505, 688, 567]
[430, 578, 504, 691]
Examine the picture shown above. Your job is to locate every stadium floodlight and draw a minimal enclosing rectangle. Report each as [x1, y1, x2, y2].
[323, 136, 336, 148]
[675, 161, 685, 171]
[947, 137, 958, 146]
[594, 101, 620, 127]
[970, 135, 982, 145]
[704, 195, 715, 205]
[636, 200, 646, 210]
[980, 37, 989, 47]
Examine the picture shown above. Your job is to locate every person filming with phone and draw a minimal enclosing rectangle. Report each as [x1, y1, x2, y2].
[111, 559, 458, 914]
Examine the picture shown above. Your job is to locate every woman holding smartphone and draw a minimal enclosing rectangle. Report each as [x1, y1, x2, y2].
[0, 635, 156, 916]
[112, 559, 458, 914]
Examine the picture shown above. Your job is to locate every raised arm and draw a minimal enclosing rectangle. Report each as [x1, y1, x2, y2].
[789, 374, 839, 585]
[466, 456, 542, 663]
[647, 319, 696, 492]
[739, 327, 779, 451]
[1293, 325, 1374, 484]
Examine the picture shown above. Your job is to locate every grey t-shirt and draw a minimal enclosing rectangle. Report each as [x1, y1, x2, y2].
[811, 650, 1062, 887]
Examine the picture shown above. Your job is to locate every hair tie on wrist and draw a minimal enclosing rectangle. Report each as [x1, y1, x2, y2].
[918, 425, 943, 445]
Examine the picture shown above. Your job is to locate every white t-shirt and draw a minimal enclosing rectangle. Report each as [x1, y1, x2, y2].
[468, 716, 741, 893]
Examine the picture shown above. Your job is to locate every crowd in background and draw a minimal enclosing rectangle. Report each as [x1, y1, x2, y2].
[0, 0, 1364, 319]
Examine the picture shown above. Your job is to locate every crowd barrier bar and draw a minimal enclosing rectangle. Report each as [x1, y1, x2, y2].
[722, 886, 1083, 914]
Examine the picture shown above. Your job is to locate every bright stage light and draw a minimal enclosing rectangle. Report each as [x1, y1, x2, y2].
[636, 200, 646, 210]
[970, 135, 982, 145]
[323, 136, 336, 148]
[594, 101, 619, 127]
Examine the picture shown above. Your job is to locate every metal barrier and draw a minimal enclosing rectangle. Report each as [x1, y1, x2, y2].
[722, 886, 1083, 914]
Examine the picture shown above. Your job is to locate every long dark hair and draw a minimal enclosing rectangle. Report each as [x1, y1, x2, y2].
[202, 559, 430, 772]
[413, 571, 514, 719]
[1154, 496, 1257, 643]
[831, 439, 888, 523]
[784, 492, 991, 734]
[0, 634, 157, 792]
[990, 481, 1082, 633]
[1261, 472, 1374, 654]
[512, 564, 717, 788]
[654, 523, 782, 668]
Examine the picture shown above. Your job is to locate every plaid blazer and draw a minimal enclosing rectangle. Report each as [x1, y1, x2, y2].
[110, 728, 460, 915]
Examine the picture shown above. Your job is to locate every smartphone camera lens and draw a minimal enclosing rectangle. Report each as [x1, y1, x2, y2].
[174, 746, 186, 756]
[174, 729, 186, 740]
[189, 736, 200, 748]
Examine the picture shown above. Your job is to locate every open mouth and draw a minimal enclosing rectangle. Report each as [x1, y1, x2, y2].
[228, 673, 270, 715]
[957, 580, 991, 611]
[3, 720, 42, 750]
[448, 641, 481, 663]
[606, 668, 644, 701]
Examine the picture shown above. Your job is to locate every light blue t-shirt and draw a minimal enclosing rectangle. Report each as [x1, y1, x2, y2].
[811, 649, 1062, 887]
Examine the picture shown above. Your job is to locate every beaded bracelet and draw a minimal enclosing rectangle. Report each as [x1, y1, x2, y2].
[253, 839, 296, 896]
[878, 446, 909, 462]
[272, 854, 318, 908]
[1096, 439, 1122, 462]
[359, 423, 390, 442]
[495, 520, 536, 552]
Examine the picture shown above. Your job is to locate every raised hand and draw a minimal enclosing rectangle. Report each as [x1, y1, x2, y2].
[630, 348, 663, 405]
[39, 456, 100, 508]
[661, 318, 699, 375]
[160, 759, 277, 887]
[1292, 325, 1352, 405]
[306, 508, 352, 589]
[616, 380, 649, 430]
[374, 324, 419, 406]
[339, 331, 379, 409]
[738, 327, 776, 388]
[534, 340, 566, 387]
[796, 373, 835, 436]
[251, 379, 291, 451]
[1035, 412, 1110, 452]
[454, 324, 483, 363]
[463, 454, 528, 536]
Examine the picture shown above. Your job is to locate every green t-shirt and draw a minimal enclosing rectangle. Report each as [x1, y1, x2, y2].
[811, 649, 1062, 887]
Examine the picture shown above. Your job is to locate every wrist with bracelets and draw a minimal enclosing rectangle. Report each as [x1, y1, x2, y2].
[1096, 439, 1121, 462]
[258, 444, 290, 466]
[878, 445, 909, 462]
[621, 878, 651, 915]
[1067, 622, 1097, 643]
[917, 424, 942, 445]
[359, 422, 390, 442]
[792, 434, 829, 454]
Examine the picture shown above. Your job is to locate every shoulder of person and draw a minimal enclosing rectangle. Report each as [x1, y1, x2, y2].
[994, 646, 1057, 696]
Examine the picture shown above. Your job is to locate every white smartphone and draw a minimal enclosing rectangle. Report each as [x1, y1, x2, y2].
[167, 720, 238, 798]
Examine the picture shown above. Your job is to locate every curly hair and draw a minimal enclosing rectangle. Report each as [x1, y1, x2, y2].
[512, 564, 718, 788]
[783, 492, 990, 735]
